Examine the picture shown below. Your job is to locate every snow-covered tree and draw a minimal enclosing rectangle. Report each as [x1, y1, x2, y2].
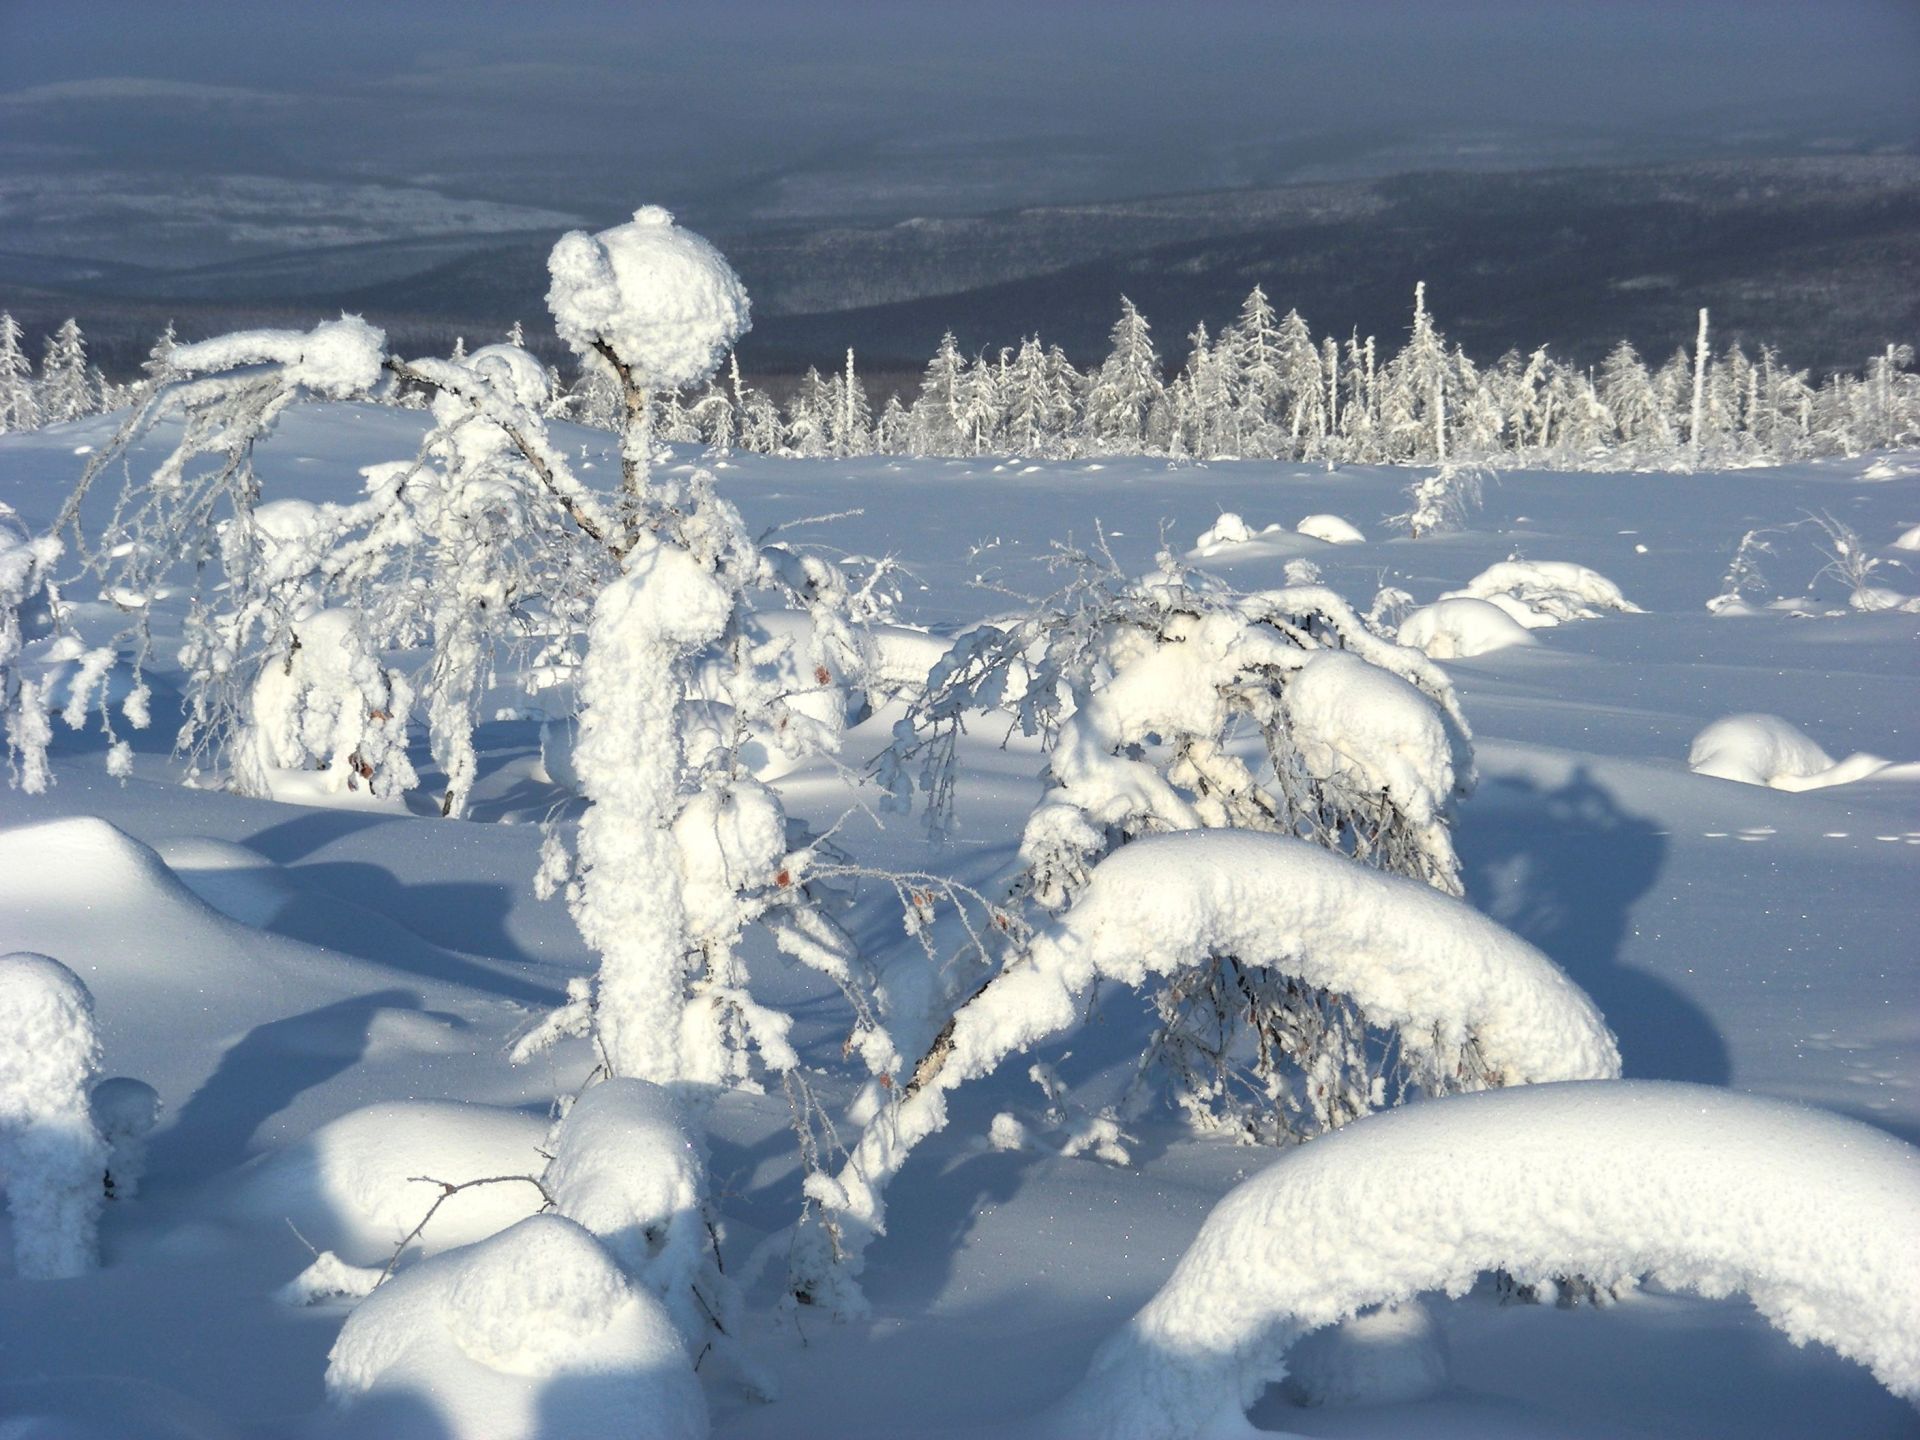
[1083, 297, 1164, 452]
[38, 319, 96, 425]
[0, 313, 39, 433]
[906, 331, 968, 456]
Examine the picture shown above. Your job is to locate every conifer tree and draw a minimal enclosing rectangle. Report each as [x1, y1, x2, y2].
[38, 319, 96, 424]
[1082, 297, 1163, 452]
[0, 313, 37, 433]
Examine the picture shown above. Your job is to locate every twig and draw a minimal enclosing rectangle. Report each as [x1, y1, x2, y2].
[379, 1173, 555, 1287]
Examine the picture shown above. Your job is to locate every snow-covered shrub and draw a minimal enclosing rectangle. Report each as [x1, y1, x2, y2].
[0, 504, 115, 793]
[1444, 558, 1641, 628]
[1050, 1081, 1920, 1438]
[1688, 713, 1889, 791]
[1396, 596, 1537, 659]
[90, 1076, 159, 1202]
[322, 1213, 707, 1440]
[247, 607, 417, 799]
[1193, 512, 1262, 551]
[1294, 513, 1365, 545]
[0, 951, 110, 1279]
[1393, 461, 1485, 537]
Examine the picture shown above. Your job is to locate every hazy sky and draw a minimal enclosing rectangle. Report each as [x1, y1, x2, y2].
[4, 0, 1917, 224]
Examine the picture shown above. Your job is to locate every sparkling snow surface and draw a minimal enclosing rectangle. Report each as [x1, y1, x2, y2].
[0, 405, 1916, 1438]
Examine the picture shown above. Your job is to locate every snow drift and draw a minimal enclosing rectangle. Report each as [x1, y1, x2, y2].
[1052, 1080, 1920, 1439]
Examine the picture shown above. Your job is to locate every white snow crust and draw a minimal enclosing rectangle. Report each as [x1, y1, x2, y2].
[323, 1213, 707, 1440]
[1054, 1080, 1920, 1438]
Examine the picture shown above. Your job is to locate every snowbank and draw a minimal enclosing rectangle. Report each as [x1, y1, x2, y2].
[323, 1213, 707, 1440]
[1446, 559, 1641, 628]
[546, 206, 750, 389]
[1688, 714, 1889, 791]
[0, 951, 109, 1278]
[1053, 1080, 1920, 1438]
[1396, 596, 1538, 659]
[232, 1102, 547, 1263]
[1295, 513, 1365, 545]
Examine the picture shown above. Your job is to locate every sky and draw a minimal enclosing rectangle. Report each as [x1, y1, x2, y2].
[3, 0, 1916, 227]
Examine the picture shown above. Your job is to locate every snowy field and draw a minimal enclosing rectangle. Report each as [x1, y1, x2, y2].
[1, 403, 1917, 1438]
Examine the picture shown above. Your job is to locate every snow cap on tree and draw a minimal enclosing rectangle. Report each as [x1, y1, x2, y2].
[546, 206, 750, 390]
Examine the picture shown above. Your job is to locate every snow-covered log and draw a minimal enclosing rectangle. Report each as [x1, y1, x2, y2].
[1050, 1080, 1920, 1439]
[824, 830, 1616, 1304]
[0, 951, 110, 1279]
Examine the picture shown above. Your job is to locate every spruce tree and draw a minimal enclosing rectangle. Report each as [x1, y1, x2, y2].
[0, 312, 38, 433]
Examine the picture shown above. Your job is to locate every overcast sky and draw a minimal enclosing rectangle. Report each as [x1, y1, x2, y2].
[4, 1, 1916, 224]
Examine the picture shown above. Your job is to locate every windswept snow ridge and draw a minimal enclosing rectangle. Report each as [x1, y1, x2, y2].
[1053, 1081, 1920, 1439]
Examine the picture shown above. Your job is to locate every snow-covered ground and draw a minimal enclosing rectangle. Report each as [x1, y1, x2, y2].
[2, 404, 1916, 1438]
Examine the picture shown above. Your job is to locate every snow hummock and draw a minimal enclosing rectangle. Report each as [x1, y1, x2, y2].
[322, 1213, 707, 1440]
[1688, 714, 1890, 791]
[1445, 559, 1642, 628]
[0, 951, 109, 1278]
[90, 1075, 159, 1201]
[1295, 513, 1366, 545]
[1397, 595, 1538, 659]
[1893, 523, 1920, 552]
[1052, 1080, 1920, 1438]
[546, 206, 751, 389]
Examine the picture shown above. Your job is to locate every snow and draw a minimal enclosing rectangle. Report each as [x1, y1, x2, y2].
[1, 401, 1917, 1439]
[1893, 523, 1920, 551]
[323, 1213, 707, 1440]
[1688, 713, 1891, 791]
[1279, 1301, 1450, 1408]
[0, 952, 108, 1279]
[1295, 513, 1366, 545]
[1397, 595, 1538, 658]
[1445, 559, 1642, 628]
[546, 207, 751, 389]
[1052, 1081, 1920, 1438]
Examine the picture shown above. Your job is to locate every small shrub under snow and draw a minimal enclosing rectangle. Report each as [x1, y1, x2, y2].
[1688, 713, 1889, 791]
[1053, 1080, 1920, 1439]
[1445, 559, 1642, 628]
[1396, 596, 1537, 659]
[322, 1213, 706, 1440]
[1294, 513, 1365, 545]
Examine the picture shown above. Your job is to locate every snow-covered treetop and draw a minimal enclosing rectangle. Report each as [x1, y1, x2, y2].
[546, 207, 750, 391]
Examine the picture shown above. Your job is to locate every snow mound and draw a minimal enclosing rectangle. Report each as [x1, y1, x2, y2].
[543, 1080, 709, 1344]
[1054, 1081, 1920, 1438]
[231, 1102, 547, 1263]
[1688, 714, 1890, 791]
[1445, 560, 1642, 628]
[0, 951, 109, 1278]
[546, 206, 750, 390]
[1397, 596, 1538, 659]
[987, 831, 1616, 1088]
[323, 1213, 706, 1440]
[1894, 523, 1920, 552]
[1295, 513, 1366, 545]
[1191, 513, 1294, 554]
[1280, 1300, 1450, 1407]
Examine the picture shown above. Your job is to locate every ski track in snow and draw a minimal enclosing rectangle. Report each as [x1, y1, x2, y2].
[1, 406, 1916, 1438]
